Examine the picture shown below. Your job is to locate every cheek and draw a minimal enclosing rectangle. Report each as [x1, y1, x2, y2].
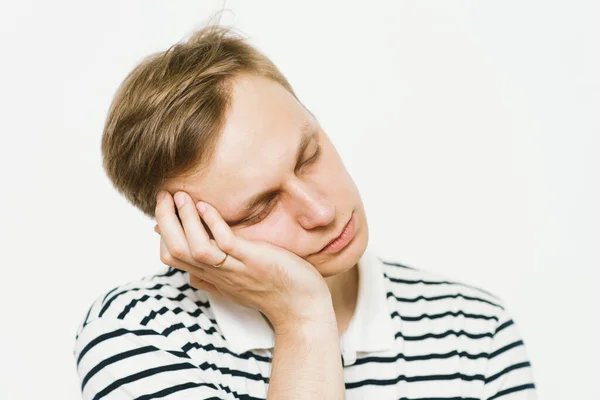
[316, 150, 353, 193]
[236, 217, 299, 251]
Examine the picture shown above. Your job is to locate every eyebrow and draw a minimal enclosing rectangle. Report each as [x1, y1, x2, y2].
[226, 121, 317, 225]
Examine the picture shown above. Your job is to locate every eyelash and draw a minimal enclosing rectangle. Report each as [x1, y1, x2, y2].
[302, 146, 321, 168]
[245, 196, 278, 224]
[244, 146, 322, 225]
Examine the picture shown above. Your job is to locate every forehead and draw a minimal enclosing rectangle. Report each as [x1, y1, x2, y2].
[167, 74, 316, 217]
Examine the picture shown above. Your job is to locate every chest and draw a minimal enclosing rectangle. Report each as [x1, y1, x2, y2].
[214, 340, 486, 400]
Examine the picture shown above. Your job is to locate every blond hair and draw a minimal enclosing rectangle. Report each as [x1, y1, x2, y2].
[101, 24, 298, 219]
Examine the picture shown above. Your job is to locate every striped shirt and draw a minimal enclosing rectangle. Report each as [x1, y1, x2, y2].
[73, 248, 537, 399]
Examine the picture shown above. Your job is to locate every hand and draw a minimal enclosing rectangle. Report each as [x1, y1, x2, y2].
[154, 190, 334, 333]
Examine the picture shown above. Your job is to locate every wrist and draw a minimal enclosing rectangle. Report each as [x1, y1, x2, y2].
[268, 296, 337, 337]
[273, 314, 339, 339]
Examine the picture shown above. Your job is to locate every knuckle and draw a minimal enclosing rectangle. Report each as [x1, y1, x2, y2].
[160, 251, 173, 266]
[217, 236, 235, 254]
[169, 246, 187, 260]
[189, 247, 210, 261]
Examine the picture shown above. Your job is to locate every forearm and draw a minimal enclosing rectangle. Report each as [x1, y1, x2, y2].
[267, 310, 345, 400]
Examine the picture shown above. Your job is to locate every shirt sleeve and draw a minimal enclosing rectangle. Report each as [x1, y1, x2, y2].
[481, 305, 538, 400]
[74, 317, 227, 400]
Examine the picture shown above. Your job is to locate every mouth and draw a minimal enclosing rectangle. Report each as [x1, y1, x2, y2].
[317, 211, 356, 254]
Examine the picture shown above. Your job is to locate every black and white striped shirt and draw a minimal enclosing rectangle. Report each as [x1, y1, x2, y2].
[73, 248, 537, 399]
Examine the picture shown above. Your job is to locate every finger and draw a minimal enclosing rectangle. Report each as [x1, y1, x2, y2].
[189, 274, 219, 294]
[159, 237, 218, 283]
[155, 190, 196, 265]
[174, 192, 227, 267]
[154, 224, 161, 234]
[196, 201, 244, 260]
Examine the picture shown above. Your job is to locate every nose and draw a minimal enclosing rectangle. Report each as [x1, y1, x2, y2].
[286, 180, 335, 230]
[298, 202, 336, 230]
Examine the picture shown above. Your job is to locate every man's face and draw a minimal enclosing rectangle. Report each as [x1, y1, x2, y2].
[165, 73, 368, 277]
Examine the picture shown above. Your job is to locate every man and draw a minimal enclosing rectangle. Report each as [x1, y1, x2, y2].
[74, 24, 537, 399]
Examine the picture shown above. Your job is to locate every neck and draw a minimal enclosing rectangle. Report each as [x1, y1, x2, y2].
[323, 262, 359, 336]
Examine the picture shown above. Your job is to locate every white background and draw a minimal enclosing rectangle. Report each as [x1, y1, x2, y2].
[0, 1, 598, 399]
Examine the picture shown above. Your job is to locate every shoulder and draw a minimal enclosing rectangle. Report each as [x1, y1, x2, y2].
[378, 257, 535, 363]
[377, 259, 537, 396]
[72, 268, 235, 399]
[380, 257, 505, 309]
[378, 257, 510, 338]
[74, 267, 217, 340]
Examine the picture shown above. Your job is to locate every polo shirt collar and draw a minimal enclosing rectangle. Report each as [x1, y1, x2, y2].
[206, 247, 396, 355]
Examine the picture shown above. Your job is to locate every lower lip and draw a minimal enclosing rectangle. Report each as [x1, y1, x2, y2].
[319, 212, 356, 254]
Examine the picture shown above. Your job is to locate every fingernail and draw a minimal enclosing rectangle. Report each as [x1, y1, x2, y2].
[196, 201, 206, 213]
[175, 192, 185, 207]
[156, 191, 166, 203]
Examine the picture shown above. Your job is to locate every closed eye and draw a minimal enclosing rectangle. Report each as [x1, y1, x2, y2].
[239, 145, 322, 226]
[301, 145, 321, 169]
[243, 195, 278, 225]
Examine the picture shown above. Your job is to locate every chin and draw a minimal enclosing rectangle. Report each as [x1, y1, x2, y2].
[314, 226, 369, 278]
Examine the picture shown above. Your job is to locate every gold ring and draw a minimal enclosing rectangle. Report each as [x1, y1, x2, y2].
[213, 253, 228, 268]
